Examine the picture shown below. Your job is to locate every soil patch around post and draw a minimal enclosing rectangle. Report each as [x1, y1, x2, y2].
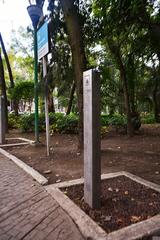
[61, 175, 160, 234]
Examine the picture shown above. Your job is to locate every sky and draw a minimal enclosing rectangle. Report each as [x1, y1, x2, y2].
[0, 0, 31, 47]
[0, 0, 49, 49]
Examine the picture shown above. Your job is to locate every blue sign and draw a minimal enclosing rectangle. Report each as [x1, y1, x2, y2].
[37, 22, 49, 60]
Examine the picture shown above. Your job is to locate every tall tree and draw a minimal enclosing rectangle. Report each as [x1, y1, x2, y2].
[0, 49, 8, 131]
[60, 0, 87, 150]
[0, 33, 14, 88]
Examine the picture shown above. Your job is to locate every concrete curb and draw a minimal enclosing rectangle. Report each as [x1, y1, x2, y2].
[45, 172, 160, 240]
[0, 137, 34, 147]
[0, 148, 48, 185]
[46, 185, 107, 240]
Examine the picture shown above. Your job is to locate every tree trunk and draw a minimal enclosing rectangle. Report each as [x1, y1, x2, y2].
[153, 83, 160, 122]
[0, 33, 18, 115]
[0, 50, 8, 132]
[107, 40, 133, 136]
[48, 89, 55, 113]
[60, 0, 87, 151]
[0, 33, 14, 88]
[66, 81, 75, 115]
[119, 58, 133, 136]
[153, 54, 160, 123]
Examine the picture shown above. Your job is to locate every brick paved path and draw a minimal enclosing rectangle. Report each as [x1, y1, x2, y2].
[0, 154, 84, 240]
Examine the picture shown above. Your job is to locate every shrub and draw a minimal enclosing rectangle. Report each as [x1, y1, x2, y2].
[50, 113, 78, 134]
[20, 113, 35, 132]
[101, 115, 110, 126]
[108, 114, 127, 128]
[20, 112, 78, 134]
[8, 114, 21, 129]
[141, 113, 155, 124]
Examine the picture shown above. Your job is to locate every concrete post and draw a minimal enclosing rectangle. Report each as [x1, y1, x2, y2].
[43, 56, 50, 156]
[0, 96, 5, 144]
[83, 69, 101, 209]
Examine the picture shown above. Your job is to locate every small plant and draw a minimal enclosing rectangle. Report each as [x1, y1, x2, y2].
[50, 113, 78, 134]
[141, 112, 155, 124]
[8, 113, 21, 129]
[108, 114, 127, 128]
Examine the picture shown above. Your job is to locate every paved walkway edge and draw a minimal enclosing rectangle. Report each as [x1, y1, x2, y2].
[45, 172, 160, 240]
[0, 147, 48, 185]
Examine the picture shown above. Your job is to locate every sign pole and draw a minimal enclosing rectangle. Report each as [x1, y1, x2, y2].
[43, 56, 50, 156]
[83, 69, 101, 209]
[34, 26, 39, 143]
[37, 21, 50, 156]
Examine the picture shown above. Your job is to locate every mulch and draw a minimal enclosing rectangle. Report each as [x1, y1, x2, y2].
[61, 175, 160, 233]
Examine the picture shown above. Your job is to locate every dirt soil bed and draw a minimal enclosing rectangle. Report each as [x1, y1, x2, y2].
[61, 175, 160, 233]
[5, 138, 26, 144]
[4, 124, 160, 185]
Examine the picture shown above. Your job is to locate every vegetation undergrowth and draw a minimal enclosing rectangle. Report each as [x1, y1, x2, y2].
[8, 112, 156, 134]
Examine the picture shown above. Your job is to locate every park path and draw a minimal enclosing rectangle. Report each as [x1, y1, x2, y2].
[0, 153, 84, 240]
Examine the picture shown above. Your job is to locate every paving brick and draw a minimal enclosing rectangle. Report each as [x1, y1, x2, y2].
[0, 153, 84, 240]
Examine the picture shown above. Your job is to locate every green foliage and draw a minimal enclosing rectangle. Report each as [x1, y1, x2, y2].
[8, 114, 21, 129]
[20, 113, 46, 133]
[51, 113, 78, 134]
[8, 81, 34, 102]
[141, 113, 156, 124]
[9, 111, 148, 133]
[19, 112, 78, 134]
[108, 114, 127, 128]
[102, 113, 141, 131]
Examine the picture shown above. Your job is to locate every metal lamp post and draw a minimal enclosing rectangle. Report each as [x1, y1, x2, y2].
[27, 1, 43, 143]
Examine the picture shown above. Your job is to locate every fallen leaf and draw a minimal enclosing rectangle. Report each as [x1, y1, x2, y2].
[108, 187, 113, 192]
[131, 216, 141, 223]
[124, 191, 129, 195]
[56, 179, 61, 183]
[112, 198, 117, 202]
[149, 202, 153, 206]
[115, 188, 119, 192]
[104, 216, 112, 221]
[43, 170, 52, 174]
[116, 218, 123, 224]
[152, 193, 157, 197]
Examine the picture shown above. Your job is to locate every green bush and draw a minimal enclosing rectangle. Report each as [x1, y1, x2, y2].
[8, 114, 21, 129]
[141, 113, 155, 124]
[102, 113, 141, 131]
[20, 113, 35, 132]
[12, 111, 144, 134]
[19, 112, 78, 134]
[108, 114, 127, 127]
[20, 113, 53, 132]
[50, 113, 78, 134]
[101, 115, 110, 126]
